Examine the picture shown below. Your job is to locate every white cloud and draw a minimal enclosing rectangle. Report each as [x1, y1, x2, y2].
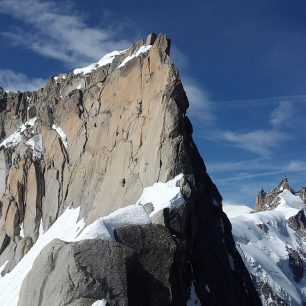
[286, 160, 306, 172]
[171, 45, 189, 71]
[0, 69, 45, 92]
[0, 0, 130, 67]
[270, 100, 295, 128]
[182, 76, 216, 126]
[207, 129, 290, 156]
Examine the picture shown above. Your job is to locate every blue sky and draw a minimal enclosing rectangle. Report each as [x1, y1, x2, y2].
[0, 0, 306, 206]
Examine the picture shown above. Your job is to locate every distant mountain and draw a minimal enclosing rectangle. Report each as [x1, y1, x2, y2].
[0, 34, 260, 305]
[224, 179, 306, 306]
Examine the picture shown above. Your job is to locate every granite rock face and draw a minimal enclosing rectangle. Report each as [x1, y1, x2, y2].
[18, 239, 129, 306]
[0, 34, 260, 305]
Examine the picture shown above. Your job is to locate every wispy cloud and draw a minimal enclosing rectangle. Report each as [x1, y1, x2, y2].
[0, 0, 130, 67]
[182, 76, 216, 126]
[270, 100, 295, 128]
[171, 45, 189, 71]
[212, 95, 306, 111]
[170, 45, 216, 126]
[287, 160, 306, 172]
[0, 69, 45, 91]
[207, 151, 306, 173]
[214, 159, 306, 183]
[207, 159, 277, 173]
[206, 129, 291, 156]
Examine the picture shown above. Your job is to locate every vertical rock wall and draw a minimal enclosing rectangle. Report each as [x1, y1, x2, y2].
[0, 34, 261, 305]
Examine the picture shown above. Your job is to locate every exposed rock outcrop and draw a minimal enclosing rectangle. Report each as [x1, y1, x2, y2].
[0, 34, 260, 305]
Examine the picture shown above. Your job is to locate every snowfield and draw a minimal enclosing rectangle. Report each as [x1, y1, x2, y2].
[0, 174, 185, 306]
[224, 190, 306, 306]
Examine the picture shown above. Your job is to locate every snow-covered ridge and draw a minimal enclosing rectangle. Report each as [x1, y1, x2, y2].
[0, 117, 37, 149]
[0, 174, 185, 306]
[73, 50, 126, 75]
[224, 190, 306, 306]
[71, 43, 151, 76]
[118, 45, 152, 68]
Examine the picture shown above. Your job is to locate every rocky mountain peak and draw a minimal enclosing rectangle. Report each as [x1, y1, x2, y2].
[256, 177, 306, 212]
[0, 34, 260, 306]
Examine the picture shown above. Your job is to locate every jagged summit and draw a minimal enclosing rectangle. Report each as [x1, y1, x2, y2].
[0, 34, 260, 306]
[256, 177, 306, 211]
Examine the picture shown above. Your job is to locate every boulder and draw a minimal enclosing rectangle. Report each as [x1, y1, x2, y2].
[115, 224, 178, 305]
[18, 239, 128, 306]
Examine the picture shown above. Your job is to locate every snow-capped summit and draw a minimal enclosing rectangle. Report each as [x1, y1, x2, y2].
[225, 189, 306, 306]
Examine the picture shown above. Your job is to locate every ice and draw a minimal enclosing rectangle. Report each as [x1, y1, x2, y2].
[91, 299, 108, 306]
[0, 117, 37, 149]
[118, 45, 152, 69]
[25, 134, 42, 159]
[52, 124, 68, 149]
[73, 50, 125, 75]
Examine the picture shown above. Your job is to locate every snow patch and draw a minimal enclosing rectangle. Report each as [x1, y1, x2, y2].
[91, 298, 108, 306]
[73, 50, 125, 75]
[0, 117, 37, 149]
[53, 74, 67, 82]
[187, 283, 201, 305]
[0, 261, 8, 276]
[137, 173, 185, 217]
[19, 223, 24, 238]
[118, 45, 152, 69]
[52, 124, 68, 149]
[25, 134, 42, 159]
